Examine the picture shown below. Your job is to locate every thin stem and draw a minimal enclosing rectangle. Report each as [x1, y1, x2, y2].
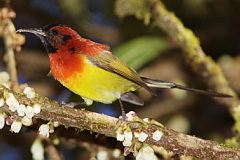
[1, 1, 19, 87]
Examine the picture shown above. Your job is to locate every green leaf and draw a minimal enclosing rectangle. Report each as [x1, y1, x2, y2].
[112, 36, 168, 70]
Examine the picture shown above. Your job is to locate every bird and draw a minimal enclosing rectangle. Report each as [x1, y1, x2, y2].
[16, 23, 231, 116]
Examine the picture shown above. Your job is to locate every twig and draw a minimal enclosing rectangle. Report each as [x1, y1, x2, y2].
[0, 0, 24, 89]
[3, 23, 18, 86]
[41, 137, 64, 160]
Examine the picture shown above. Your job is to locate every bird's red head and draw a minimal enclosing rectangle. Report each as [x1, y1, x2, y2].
[17, 23, 109, 56]
[41, 24, 79, 52]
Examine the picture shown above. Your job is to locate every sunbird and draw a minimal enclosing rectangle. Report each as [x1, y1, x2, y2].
[17, 24, 231, 116]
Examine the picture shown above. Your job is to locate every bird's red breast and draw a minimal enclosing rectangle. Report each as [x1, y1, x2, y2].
[49, 51, 85, 82]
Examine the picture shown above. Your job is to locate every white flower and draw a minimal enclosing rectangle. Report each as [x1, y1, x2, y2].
[117, 132, 125, 141]
[123, 140, 132, 146]
[6, 93, 19, 112]
[124, 130, 133, 141]
[23, 87, 36, 99]
[26, 92, 35, 99]
[31, 138, 44, 160]
[112, 149, 121, 158]
[116, 128, 124, 141]
[126, 111, 137, 121]
[97, 150, 108, 160]
[0, 113, 5, 129]
[0, 72, 10, 83]
[136, 146, 157, 160]
[23, 87, 32, 94]
[39, 124, 50, 137]
[0, 98, 4, 107]
[11, 121, 22, 133]
[25, 106, 34, 118]
[138, 132, 148, 142]
[152, 130, 163, 141]
[22, 116, 33, 126]
[33, 104, 41, 114]
[17, 104, 26, 116]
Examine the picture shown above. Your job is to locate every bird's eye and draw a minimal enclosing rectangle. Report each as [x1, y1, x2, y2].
[51, 29, 59, 36]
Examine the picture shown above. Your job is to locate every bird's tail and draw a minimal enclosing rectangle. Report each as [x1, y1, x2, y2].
[141, 77, 232, 98]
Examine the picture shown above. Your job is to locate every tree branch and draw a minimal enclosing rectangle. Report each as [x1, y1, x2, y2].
[0, 84, 239, 159]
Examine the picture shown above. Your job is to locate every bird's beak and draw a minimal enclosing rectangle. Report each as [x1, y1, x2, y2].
[16, 28, 46, 37]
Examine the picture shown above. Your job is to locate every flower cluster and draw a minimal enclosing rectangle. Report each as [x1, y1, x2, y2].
[116, 111, 164, 159]
[0, 78, 42, 134]
[0, 72, 57, 138]
[116, 127, 133, 146]
[23, 87, 36, 99]
[4, 91, 41, 133]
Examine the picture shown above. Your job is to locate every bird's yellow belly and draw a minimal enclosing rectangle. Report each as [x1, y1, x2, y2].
[59, 60, 140, 104]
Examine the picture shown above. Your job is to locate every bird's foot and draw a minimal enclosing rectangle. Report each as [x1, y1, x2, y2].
[119, 110, 127, 121]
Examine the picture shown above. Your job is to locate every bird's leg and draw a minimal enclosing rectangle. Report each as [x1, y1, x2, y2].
[61, 101, 87, 108]
[118, 99, 127, 121]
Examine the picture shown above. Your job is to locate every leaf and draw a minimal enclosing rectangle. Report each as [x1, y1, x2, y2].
[112, 36, 168, 70]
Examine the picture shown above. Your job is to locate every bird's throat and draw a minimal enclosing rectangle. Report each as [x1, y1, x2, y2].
[40, 36, 58, 54]
[49, 52, 85, 82]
